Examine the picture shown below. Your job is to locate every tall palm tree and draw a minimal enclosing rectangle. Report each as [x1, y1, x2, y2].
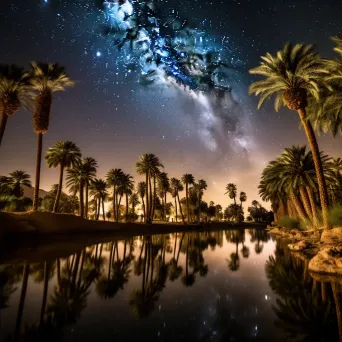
[89, 179, 108, 221]
[8, 170, 31, 198]
[136, 154, 163, 224]
[197, 179, 207, 222]
[181, 174, 195, 223]
[80, 157, 97, 219]
[249, 43, 330, 228]
[225, 183, 237, 204]
[0, 64, 33, 147]
[106, 168, 125, 222]
[157, 172, 170, 221]
[137, 181, 146, 218]
[66, 158, 97, 218]
[45, 141, 81, 213]
[308, 37, 342, 138]
[239, 191, 247, 209]
[119, 173, 134, 221]
[170, 177, 186, 224]
[30, 62, 74, 211]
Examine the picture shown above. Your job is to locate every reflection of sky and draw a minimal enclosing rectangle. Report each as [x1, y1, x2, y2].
[1, 230, 283, 341]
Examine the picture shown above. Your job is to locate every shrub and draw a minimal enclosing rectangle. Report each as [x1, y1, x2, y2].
[328, 205, 342, 227]
[278, 216, 302, 229]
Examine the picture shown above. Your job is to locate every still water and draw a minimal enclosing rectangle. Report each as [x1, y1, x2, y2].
[0, 229, 340, 341]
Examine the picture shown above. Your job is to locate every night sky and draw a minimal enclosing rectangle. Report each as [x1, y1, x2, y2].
[1, 0, 341, 207]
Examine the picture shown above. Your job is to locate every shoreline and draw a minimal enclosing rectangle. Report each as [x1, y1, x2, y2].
[268, 226, 342, 280]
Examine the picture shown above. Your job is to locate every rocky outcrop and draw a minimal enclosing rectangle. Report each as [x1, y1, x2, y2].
[321, 228, 342, 245]
[309, 247, 342, 276]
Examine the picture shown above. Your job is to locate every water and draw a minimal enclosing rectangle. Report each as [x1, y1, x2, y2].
[0, 228, 340, 341]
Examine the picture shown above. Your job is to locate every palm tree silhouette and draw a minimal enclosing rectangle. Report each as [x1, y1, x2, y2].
[0, 64, 33, 147]
[45, 141, 81, 212]
[249, 43, 330, 228]
[181, 174, 195, 223]
[8, 170, 31, 197]
[29, 62, 74, 211]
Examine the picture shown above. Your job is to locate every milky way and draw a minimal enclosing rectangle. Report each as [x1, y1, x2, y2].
[1, 0, 341, 206]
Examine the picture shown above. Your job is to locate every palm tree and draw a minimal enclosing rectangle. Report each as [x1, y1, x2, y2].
[249, 43, 330, 228]
[197, 179, 207, 222]
[137, 181, 146, 218]
[89, 179, 108, 221]
[0, 64, 33, 147]
[29, 62, 74, 211]
[239, 191, 247, 209]
[129, 192, 140, 218]
[170, 177, 186, 224]
[8, 170, 31, 198]
[136, 154, 163, 224]
[45, 141, 81, 213]
[157, 172, 170, 221]
[120, 173, 134, 221]
[225, 183, 237, 204]
[106, 168, 125, 222]
[66, 158, 97, 218]
[181, 174, 195, 223]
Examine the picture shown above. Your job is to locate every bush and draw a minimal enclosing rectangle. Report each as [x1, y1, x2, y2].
[278, 216, 302, 229]
[328, 205, 342, 227]
[0, 195, 32, 212]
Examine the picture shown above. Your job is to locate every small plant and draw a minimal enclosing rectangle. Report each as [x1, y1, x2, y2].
[328, 205, 342, 227]
[278, 216, 301, 229]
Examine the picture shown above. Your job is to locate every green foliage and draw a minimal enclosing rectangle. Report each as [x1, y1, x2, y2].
[0, 195, 32, 212]
[278, 216, 301, 229]
[328, 204, 342, 227]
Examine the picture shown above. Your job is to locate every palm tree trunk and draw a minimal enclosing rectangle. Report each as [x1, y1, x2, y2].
[113, 186, 116, 222]
[53, 163, 64, 213]
[186, 183, 190, 223]
[79, 180, 84, 218]
[33, 133, 43, 211]
[149, 176, 153, 222]
[174, 197, 178, 222]
[164, 193, 167, 221]
[14, 264, 30, 340]
[117, 195, 122, 222]
[145, 173, 149, 224]
[96, 198, 100, 220]
[300, 186, 313, 218]
[0, 113, 8, 147]
[85, 182, 89, 219]
[198, 196, 201, 222]
[102, 198, 105, 221]
[141, 196, 145, 219]
[298, 109, 329, 229]
[40, 262, 49, 325]
[125, 192, 129, 222]
[152, 176, 157, 221]
[290, 192, 307, 222]
[177, 193, 186, 225]
[306, 186, 319, 228]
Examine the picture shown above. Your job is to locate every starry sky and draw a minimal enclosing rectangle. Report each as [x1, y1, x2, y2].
[0, 0, 342, 208]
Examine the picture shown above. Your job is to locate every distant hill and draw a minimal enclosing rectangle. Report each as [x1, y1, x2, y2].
[23, 185, 48, 199]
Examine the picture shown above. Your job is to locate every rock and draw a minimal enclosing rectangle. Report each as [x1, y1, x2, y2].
[309, 247, 342, 275]
[288, 240, 309, 251]
[321, 228, 342, 244]
[269, 227, 283, 235]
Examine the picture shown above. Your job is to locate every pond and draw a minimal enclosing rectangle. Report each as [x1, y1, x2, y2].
[0, 228, 340, 342]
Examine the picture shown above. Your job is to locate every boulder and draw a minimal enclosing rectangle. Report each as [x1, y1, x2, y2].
[288, 240, 309, 251]
[309, 247, 342, 275]
[320, 228, 342, 244]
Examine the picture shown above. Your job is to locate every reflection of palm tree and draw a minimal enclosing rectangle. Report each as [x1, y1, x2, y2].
[181, 235, 196, 287]
[227, 253, 240, 272]
[266, 242, 339, 341]
[14, 263, 30, 340]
